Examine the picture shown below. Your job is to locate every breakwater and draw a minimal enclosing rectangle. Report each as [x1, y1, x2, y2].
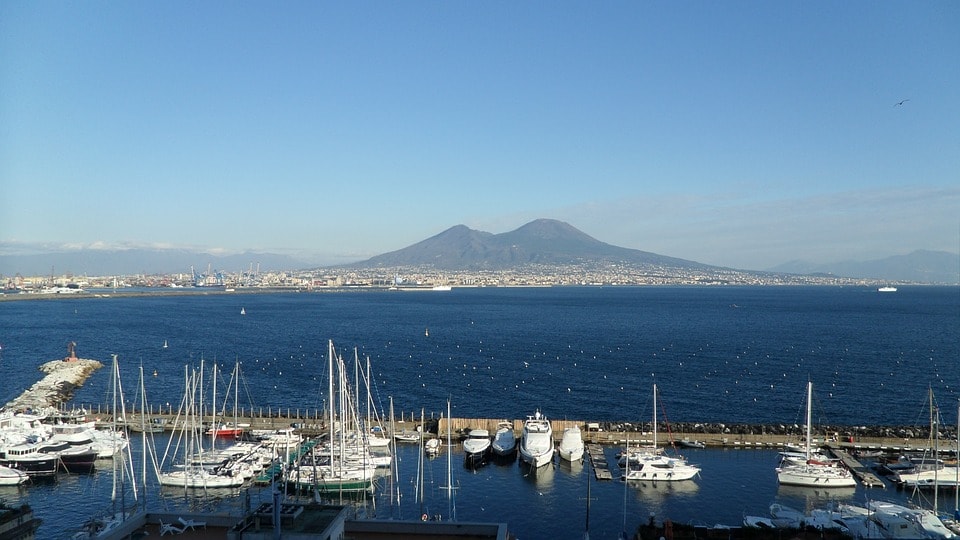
[2, 357, 102, 413]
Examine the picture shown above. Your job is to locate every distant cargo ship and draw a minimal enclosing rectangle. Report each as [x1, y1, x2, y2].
[878, 286, 897, 292]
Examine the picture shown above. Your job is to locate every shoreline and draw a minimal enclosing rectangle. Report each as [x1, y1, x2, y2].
[2, 283, 953, 304]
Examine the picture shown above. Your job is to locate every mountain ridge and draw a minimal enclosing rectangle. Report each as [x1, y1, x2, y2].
[1, 219, 957, 284]
[350, 218, 712, 271]
[768, 249, 959, 284]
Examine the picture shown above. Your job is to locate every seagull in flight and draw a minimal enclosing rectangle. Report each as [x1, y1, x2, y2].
[895, 99, 910, 107]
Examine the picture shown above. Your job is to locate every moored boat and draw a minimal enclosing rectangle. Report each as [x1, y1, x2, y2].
[491, 421, 517, 459]
[0, 443, 59, 477]
[558, 425, 584, 462]
[462, 428, 491, 466]
[775, 381, 856, 488]
[0, 464, 28, 486]
[519, 410, 554, 468]
[621, 384, 701, 482]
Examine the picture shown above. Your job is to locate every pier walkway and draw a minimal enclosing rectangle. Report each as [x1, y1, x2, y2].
[827, 446, 886, 488]
[586, 444, 613, 480]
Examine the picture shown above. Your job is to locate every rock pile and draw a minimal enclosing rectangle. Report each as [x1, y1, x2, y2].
[3, 358, 103, 414]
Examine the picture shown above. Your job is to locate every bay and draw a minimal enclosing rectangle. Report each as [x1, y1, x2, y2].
[0, 285, 958, 539]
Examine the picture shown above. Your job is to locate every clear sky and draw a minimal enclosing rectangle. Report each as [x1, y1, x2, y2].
[2, 2, 958, 270]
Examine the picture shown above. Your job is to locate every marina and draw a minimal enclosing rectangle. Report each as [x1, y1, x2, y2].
[0, 285, 958, 539]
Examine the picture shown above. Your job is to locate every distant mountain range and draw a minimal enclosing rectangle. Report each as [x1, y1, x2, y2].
[351, 219, 711, 271]
[1, 219, 957, 284]
[0, 248, 309, 277]
[348, 219, 958, 283]
[769, 250, 959, 284]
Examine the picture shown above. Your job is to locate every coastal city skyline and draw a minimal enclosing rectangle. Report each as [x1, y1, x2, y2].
[2, 3, 958, 271]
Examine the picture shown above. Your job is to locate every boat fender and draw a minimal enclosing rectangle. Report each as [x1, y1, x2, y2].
[422, 514, 428, 522]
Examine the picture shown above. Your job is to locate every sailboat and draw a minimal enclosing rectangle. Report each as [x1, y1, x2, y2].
[893, 389, 960, 490]
[206, 361, 247, 439]
[620, 384, 700, 482]
[74, 355, 142, 538]
[157, 365, 244, 489]
[357, 351, 391, 448]
[775, 381, 856, 487]
[285, 340, 375, 494]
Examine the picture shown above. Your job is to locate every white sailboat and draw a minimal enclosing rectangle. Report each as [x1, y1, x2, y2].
[157, 365, 243, 489]
[286, 340, 375, 494]
[621, 384, 700, 482]
[775, 381, 856, 488]
[357, 351, 390, 448]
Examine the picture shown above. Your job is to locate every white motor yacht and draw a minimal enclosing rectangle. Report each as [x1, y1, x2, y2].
[558, 425, 584, 462]
[519, 410, 554, 468]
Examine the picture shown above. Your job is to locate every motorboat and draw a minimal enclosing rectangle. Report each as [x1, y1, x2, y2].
[0, 442, 59, 477]
[833, 501, 952, 539]
[0, 464, 28, 486]
[205, 422, 246, 439]
[424, 437, 441, 456]
[38, 439, 97, 473]
[558, 425, 584, 462]
[491, 421, 517, 458]
[393, 429, 421, 443]
[676, 438, 705, 449]
[462, 428, 491, 466]
[519, 410, 554, 468]
[622, 453, 701, 481]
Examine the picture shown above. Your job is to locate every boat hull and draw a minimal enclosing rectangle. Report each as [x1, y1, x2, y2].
[776, 465, 857, 488]
[0, 456, 58, 477]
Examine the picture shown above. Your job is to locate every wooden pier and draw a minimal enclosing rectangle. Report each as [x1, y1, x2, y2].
[826, 445, 886, 488]
[586, 444, 613, 480]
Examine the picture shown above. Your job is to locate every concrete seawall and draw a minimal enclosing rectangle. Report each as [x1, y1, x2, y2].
[62, 406, 959, 455]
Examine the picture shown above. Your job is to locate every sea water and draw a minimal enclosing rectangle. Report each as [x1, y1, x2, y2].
[0, 286, 958, 538]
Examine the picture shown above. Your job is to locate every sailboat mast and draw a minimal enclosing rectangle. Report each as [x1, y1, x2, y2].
[389, 396, 399, 517]
[328, 340, 335, 484]
[653, 383, 658, 448]
[417, 407, 425, 518]
[139, 365, 148, 510]
[931, 388, 938, 514]
[210, 362, 217, 450]
[111, 355, 119, 501]
[366, 356, 372, 434]
[805, 381, 813, 459]
[234, 360, 240, 434]
[446, 399, 455, 521]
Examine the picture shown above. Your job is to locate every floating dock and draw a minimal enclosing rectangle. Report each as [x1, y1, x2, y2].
[586, 444, 613, 480]
[827, 445, 886, 488]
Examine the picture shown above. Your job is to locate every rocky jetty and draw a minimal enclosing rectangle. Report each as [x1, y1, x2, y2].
[2, 355, 103, 413]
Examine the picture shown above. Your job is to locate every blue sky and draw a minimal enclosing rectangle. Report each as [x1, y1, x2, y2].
[2, 2, 957, 270]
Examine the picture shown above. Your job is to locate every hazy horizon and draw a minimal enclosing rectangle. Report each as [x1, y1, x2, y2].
[2, 3, 958, 270]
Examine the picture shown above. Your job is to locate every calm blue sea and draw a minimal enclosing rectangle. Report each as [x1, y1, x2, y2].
[1, 286, 958, 539]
